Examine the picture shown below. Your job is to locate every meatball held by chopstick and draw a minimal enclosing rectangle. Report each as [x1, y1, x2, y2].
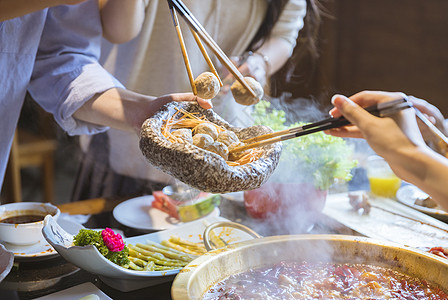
[194, 72, 220, 99]
[231, 76, 264, 106]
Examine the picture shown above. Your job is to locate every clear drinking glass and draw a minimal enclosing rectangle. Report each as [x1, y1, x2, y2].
[366, 155, 402, 198]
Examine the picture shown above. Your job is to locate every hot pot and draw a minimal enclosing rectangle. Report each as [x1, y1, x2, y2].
[172, 222, 448, 299]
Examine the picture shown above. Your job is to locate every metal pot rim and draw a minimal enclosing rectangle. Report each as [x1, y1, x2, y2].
[172, 234, 448, 300]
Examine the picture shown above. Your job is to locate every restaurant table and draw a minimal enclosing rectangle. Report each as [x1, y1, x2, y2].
[0, 195, 358, 300]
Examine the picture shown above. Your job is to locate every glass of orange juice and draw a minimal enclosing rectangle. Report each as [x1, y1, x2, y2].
[366, 155, 402, 198]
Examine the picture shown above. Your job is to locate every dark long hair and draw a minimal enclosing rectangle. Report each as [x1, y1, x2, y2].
[248, 0, 323, 96]
[248, 0, 290, 50]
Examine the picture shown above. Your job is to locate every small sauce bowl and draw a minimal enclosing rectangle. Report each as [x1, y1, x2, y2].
[0, 202, 60, 245]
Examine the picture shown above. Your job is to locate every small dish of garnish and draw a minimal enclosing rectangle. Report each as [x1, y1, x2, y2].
[42, 214, 241, 291]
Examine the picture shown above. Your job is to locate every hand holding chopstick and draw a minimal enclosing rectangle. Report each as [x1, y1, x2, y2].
[230, 98, 413, 154]
[410, 100, 448, 146]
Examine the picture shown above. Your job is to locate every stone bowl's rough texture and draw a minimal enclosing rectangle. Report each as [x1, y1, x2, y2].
[139, 102, 282, 193]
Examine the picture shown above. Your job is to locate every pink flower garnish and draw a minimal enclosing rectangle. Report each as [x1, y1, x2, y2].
[101, 228, 125, 252]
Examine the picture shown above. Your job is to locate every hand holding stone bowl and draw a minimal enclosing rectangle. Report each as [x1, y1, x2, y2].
[139, 101, 282, 193]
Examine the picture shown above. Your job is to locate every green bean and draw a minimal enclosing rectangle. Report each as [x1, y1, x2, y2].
[145, 240, 198, 257]
[130, 244, 178, 262]
[128, 245, 187, 267]
[136, 242, 193, 262]
[169, 236, 206, 253]
[126, 236, 209, 271]
[128, 260, 144, 271]
[154, 265, 179, 271]
[161, 240, 203, 255]
[169, 236, 205, 248]
[143, 260, 155, 271]
[129, 256, 147, 268]
[129, 244, 166, 260]
[133, 244, 189, 263]
[180, 244, 206, 253]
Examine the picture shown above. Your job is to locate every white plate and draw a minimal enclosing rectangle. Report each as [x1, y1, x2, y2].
[323, 192, 448, 248]
[112, 195, 220, 230]
[0, 243, 13, 282]
[33, 282, 111, 300]
[0, 217, 84, 261]
[396, 185, 448, 222]
[43, 214, 252, 292]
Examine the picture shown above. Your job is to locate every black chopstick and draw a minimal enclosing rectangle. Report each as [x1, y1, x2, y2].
[231, 98, 412, 154]
[413, 107, 448, 146]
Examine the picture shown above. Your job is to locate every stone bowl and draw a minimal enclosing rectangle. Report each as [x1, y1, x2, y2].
[139, 101, 282, 193]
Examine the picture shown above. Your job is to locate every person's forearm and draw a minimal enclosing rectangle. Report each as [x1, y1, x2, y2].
[0, 0, 83, 21]
[387, 145, 448, 211]
[255, 37, 292, 76]
[329, 93, 448, 209]
[73, 88, 158, 133]
[73, 88, 211, 134]
[99, 0, 146, 44]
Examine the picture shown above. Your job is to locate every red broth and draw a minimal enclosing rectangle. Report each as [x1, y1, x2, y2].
[203, 261, 448, 299]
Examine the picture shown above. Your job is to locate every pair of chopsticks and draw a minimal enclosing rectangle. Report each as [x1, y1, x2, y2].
[167, 0, 257, 98]
[408, 96, 448, 147]
[230, 98, 413, 154]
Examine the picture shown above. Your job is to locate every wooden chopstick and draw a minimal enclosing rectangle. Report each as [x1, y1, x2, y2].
[231, 98, 413, 154]
[189, 28, 223, 87]
[241, 114, 350, 145]
[195, 29, 257, 98]
[230, 136, 283, 154]
[169, 0, 257, 99]
[170, 7, 197, 95]
[230, 118, 349, 154]
[241, 129, 290, 144]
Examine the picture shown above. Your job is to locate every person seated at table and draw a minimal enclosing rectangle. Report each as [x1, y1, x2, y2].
[0, 0, 211, 191]
[326, 91, 448, 211]
[71, 0, 321, 201]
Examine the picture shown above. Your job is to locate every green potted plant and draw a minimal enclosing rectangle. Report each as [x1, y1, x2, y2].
[244, 100, 357, 225]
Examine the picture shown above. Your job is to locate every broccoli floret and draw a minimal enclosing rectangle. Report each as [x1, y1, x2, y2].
[73, 229, 130, 268]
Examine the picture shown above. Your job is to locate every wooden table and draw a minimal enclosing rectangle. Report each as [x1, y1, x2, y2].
[1, 195, 359, 299]
[57, 197, 126, 215]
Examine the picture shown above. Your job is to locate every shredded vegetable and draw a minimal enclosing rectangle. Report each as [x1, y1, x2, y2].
[162, 108, 263, 166]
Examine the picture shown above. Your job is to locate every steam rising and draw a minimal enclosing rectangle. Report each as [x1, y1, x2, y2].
[235, 95, 374, 237]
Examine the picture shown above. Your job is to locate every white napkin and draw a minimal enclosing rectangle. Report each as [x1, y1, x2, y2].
[59, 213, 91, 225]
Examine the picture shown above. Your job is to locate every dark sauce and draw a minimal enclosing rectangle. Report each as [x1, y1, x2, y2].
[0, 214, 45, 224]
